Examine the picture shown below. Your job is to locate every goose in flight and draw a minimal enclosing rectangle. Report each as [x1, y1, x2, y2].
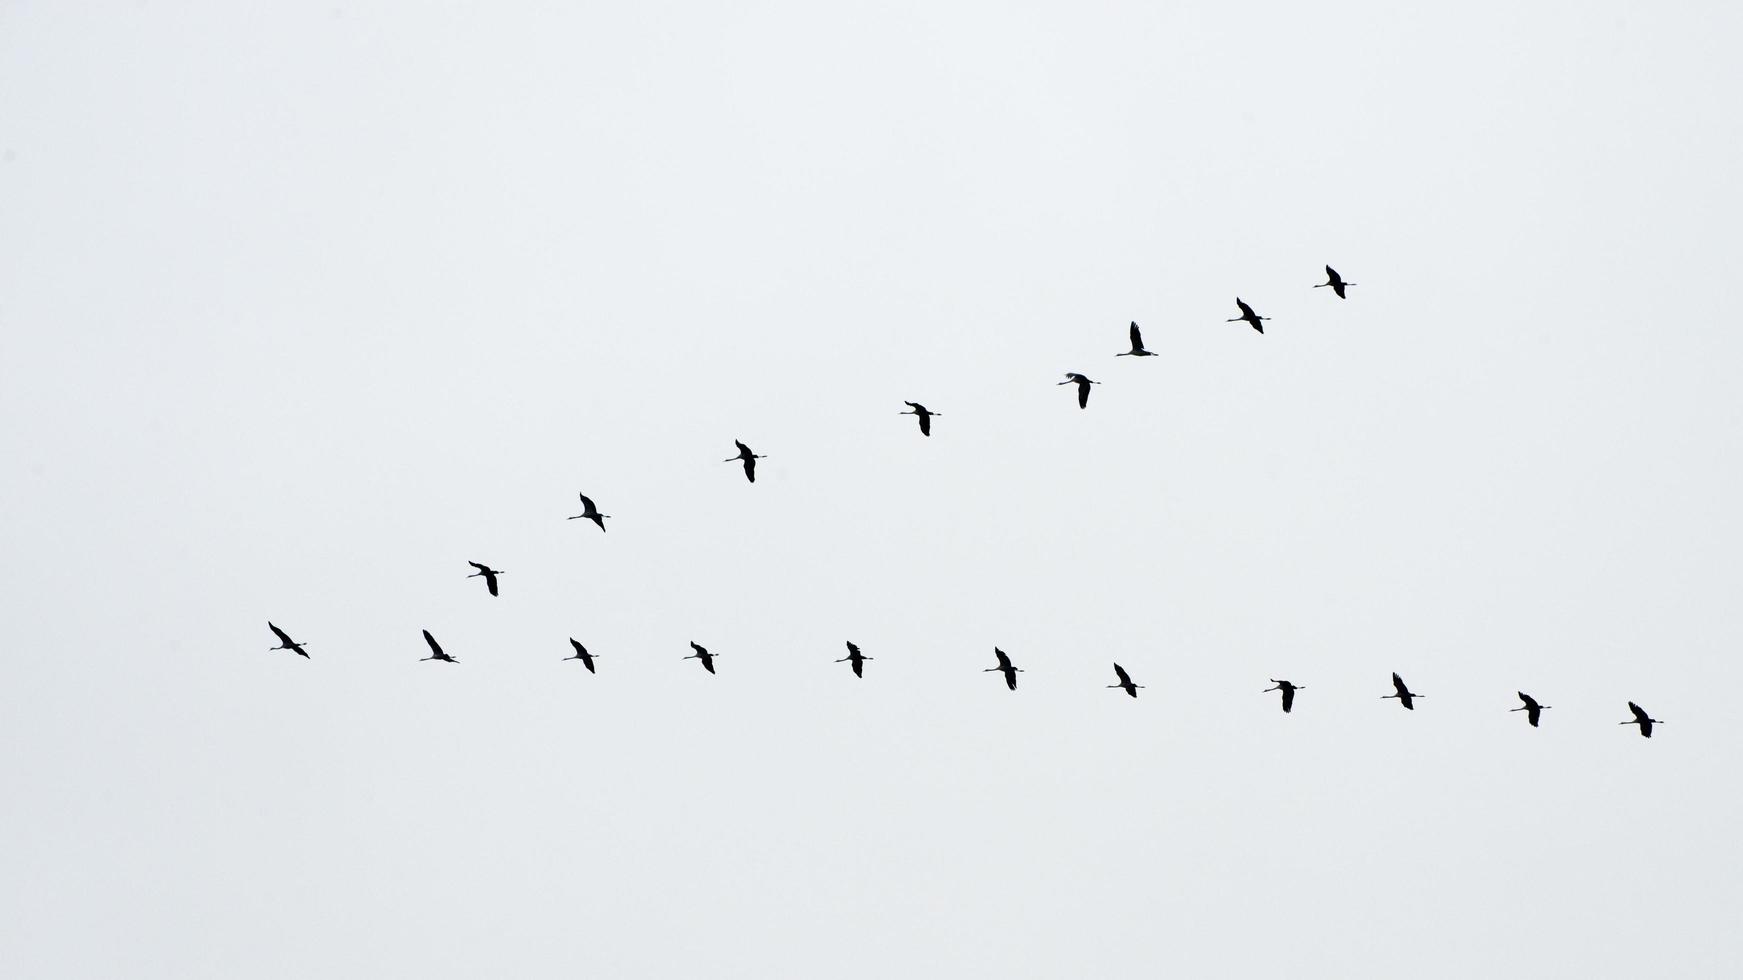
[567, 493, 609, 531]
[266, 622, 309, 659]
[1263, 679, 1302, 713]
[420, 629, 458, 663]
[466, 561, 503, 597]
[564, 638, 598, 673]
[1227, 298, 1270, 333]
[685, 641, 718, 674]
[1117, 321, 1155, 357]
[836, 641, 871, 677]
[1511, 691, 1549, 727]
[901, 402, 940, 437]
[1315, 265, 1355, 299]
[985, 647, 1023, 690]
[1059, 373, 1100, 409]
[725, 441, 766, 483]
[1107, 663, 1143, 698]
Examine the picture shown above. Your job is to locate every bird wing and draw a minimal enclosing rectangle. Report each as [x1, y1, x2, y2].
[691, 641, 707, 655]
[1325, 265, 1338, 280]
[1113, 663, 1132, 686]
[846, 641, 860, 657]
[1129, 321, 1143, 348]
[1236, 298, 1254, 317]
[1517, 692, 1537, 708]
[1392, 672, 1407, 694]
[269, 622, 292, 645]
[734, 440, 750, 456]
[919, 414, 931, 435]
[1281, 687, 1295, 711]
[486, 574, 499, 597]
[570, 638, 587, 656]
[993, 647, 1012, 669]
[1629, 702, 1649, 723]
[579, 493, 595, 511]
[423, 630, 442, 656]
[469, 561, 488, 573]
[745, 457, 757, 482]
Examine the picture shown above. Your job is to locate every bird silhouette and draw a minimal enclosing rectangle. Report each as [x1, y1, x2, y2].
[725, 441, 765, 483]
[985, 647, 1023, 690]
[420, 629, 457, 663]
[685, 641, 718, 674]
[564, 638, 598, 673]
[1226, 298, 1270, 333]
[567, 493, 609, 531]
[835, 641, 871, 677]
[1382, 672, 1422, 710]
[1117, 321, 1156, 357]
[1620, 701, 1662, 738]
[1059, 372, 1100, 409]
[466, 561, 503, 597]
[1315, 265, 1355, 299]
[1511, 691, 1549, 727]
[1107, 663, 1143, 698]
[266, 622, 309, 659]
[1263, 679, 1303, 713]
[900, 402, 940, 437]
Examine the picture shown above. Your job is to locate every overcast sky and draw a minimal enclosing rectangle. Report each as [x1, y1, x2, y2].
[4, 1, 1742, 977]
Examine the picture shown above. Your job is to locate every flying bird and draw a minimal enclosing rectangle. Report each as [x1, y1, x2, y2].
[1058, 372, 1100, 409]
[567, 492, 609, 531]
[564, 638, 598, 673]
[1315, 265, 1355, 299]
[985, 647, 1023, 690]
[1382, 672, 1422, 710]
[420, 629, 457, 663]
[1107, 663, 1143, 698]
[724, 440, 765, 483]
[266, 622, 309, 659]
[685, 641, 718, 674]
[1511, 691, 1549, 727]
[1620, 701, 1662, 738]
[466, 561, 503, 597]
[1117, 321, 1156, 357]
[1263, 679, 1303, 713]
[836, 641, 871, 677]
[1226, 298, 1270, 333]
[900, 402, 940, 437]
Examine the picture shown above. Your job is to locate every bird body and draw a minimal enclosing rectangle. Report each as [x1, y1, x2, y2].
[466, 561, 503, 597]
[267, 622, 309, 658]
[835, 640, 871, 677]
[1621, 701, 1661, 737]
[567, 493, 609, 531]
[1108, 662, 1143, 698]
[725, 440, 765, 483]
[901, 402, 939, 437]
[1059, 372, 1100, 409]
[1263, 679, 1302, 713]
[565, 638, 598, 673]
[1315, 265, 1355, 299]
[1117, 321, 1155, 357]
[420, 629, 457, 663]
[1383, 672, 1421, 710]
[685, 641, 718, 674]
[1512, 691, 1549, 727]
[1227, 298, 1270, 333]
[985, 647, 1023, 690]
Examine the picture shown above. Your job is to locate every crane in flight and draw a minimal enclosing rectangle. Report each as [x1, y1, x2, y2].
[564, 639, 598, 673]
[567, 493, 609, 531]
[985, 647, 1023, 690]
[1511, 691, 1549, 727]
[1315, 265, 1355, 299]
[1226, 298, 1270, 333]
[1382, 672, 1423, 710]
[1263, 679, 1303, 713]
[1107, 663, 1143, 698]
[1117, 321, 1156, 357]
[1620, 701, 1662, 738]
[685, 641, 718, 674]
[725, 441, 765, 483]
[466, 561, 504, 597]
[420, 629, 458, 663]
[1059, 373, 1100, 409]
[266, 622, 309, 659]
[900, 402, 940, 437]
[836, 641, 871, 677]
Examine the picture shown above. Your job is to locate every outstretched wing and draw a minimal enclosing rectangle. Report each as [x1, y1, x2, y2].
[469, 561, 488, 574]
[993, 647, 1012, 670]
[579, 493, 596, 512]
[269, 622, 293, 645]
[1129, 321, 1144, 349]
[1628, 701, 1649, 724]
[691, 641, 708, 656]
[423, 630, 443, 656]
[1113, 663, 1133, 686]
[1236, 298, 1255, 318]
[486, 573, 499, 597]
[846, 641, 861, 658]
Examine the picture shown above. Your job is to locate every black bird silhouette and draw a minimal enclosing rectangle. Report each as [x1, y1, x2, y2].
[725, 440, 765, 483]
[685, 641, 718, 674]
[900, 402, 940, 437]
[1059, 372, 1100, 409]
[1382, 672, 1422, 710]
[1226, 298, 1270, 333]
[1620, 701, 1662, 738]
[835, 641, 871, 677]
[1117, 321, 1156, 357]
[1107, 662, 1143, 698]
[1511, 691, 1549, 727]
[564, 638, 598, 673]
[266, 622, 309, 659]
[1263, 679, 1303, 713]
[1315, 265, 1355, 299]
[567, 493, 609, 531]
[420, 629, 457, 663]
[466, 561, 503, 596]
[984, 647, 1023, 690]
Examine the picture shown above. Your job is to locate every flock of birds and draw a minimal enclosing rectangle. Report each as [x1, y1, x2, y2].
[260, 266, 1668, 738]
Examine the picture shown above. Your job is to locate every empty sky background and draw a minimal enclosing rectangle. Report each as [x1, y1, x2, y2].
[3, 1, 1741, 976]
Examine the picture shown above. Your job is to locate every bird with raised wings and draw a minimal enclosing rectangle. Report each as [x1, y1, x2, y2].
[1117, 321, 1155, 357]
[1315, 265, 1355, 299]
[1383, 672, 1422, 710]
[725, 441, 765, 483]
[565, 639, 598, 673]
[420, 629, 457, 663]
[836, 641, 871, 677]
[567, 493, 609, 531]
[1620, 701, 1662, 738]
[1263, 679, 1302, 713]
[466, 561, 503, 597]
[266, 622, 309, 659]
[985, 647, 1023, 690]
[1511, 691, 1549, 727]
[685, 641, 718, 674]
[900, 402, 939, 437]
[1107, 663, 1143, 698]
[1226, 298, 1270, 333]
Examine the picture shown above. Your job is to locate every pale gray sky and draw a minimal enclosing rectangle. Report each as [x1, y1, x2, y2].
[3, 1, 1741, 977]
